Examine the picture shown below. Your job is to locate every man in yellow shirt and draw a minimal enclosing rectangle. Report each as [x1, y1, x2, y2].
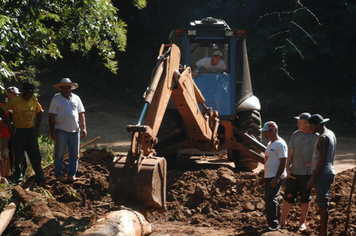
[0, 82, 46, 187]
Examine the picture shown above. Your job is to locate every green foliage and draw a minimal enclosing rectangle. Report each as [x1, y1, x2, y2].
[133, 0, 146, 10]
[37, 134, 54, 167]
[71, 189, 78, 199]
[0, 0, 145, 83]
[0, 182, 12, 211]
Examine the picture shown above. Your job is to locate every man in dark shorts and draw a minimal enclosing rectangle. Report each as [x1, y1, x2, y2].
[280, 112, 318, 231]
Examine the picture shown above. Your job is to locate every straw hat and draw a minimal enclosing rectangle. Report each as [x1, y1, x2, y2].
[53, 78, 78, 90]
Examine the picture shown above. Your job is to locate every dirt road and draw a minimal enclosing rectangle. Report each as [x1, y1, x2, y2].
[80, 100, 356, 174]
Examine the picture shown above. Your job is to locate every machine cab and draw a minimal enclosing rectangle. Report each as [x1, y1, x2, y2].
[169, 17, 260, 119]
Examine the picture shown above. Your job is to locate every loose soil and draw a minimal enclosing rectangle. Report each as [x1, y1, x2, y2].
[1, 79, 356, 236]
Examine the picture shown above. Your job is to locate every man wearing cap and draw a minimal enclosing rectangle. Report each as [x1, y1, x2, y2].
[191, 50, 227, 78]
[306, 114, 336, 236]
[0, 82, 46, 187]
[259, 121, 287, 231]
[280, 112, 318, 232]
[49, 78, 86, 182]
[0, 86, 21, 178]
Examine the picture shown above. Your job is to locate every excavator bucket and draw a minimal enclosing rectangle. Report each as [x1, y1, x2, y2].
[109, 155, 167, 212]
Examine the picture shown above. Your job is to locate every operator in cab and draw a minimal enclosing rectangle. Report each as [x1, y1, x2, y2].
[191, 50, 227, 78]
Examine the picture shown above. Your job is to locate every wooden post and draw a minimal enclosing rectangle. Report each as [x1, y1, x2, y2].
[63, 136, 100, 159]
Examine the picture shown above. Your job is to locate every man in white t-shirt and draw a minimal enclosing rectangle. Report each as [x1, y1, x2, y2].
[49, 78, 87, 182]
[191, 50, 227, 78]
[258, 121, 287, 231]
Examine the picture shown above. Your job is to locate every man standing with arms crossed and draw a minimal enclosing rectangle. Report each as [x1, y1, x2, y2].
[306, 114, 336, 236]
[259, 121, 287, 231]
[280, 112, 318, 231]
[49, 78, 87, 182]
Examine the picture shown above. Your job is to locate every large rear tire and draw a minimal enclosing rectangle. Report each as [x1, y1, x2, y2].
[232, 110, 262, 171]
[154, 109, 183, 169]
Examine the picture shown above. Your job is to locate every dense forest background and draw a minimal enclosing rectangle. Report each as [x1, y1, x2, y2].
[36, 0, 356, 128]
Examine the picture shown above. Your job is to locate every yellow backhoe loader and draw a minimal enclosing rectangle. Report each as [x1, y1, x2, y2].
[110, 17, 266, 212]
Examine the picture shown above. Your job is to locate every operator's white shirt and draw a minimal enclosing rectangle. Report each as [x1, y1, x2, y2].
[49, 93, 85, 132]
[196, 57, 227, 73]
[264, 137, 287, 178]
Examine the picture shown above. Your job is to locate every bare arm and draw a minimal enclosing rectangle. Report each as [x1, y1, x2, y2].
[34, 111, 42, 138]
[49, 113, 57, 141]
[79, 112, 87, 139]
[270, 158, 286, 187]
[286, 149, 294, 178]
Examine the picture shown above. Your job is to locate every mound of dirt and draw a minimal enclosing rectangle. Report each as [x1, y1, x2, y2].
[2, 149, 356, 235]
[148, 166, 356, 236]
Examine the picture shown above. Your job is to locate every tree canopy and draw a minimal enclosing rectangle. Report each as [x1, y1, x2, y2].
[0, 0, 140, 83]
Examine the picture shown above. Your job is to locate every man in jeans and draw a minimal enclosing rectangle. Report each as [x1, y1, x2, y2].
[259, 121, 287, 231]
[306, 114, 336, 236]
[49, 78, 87, 182]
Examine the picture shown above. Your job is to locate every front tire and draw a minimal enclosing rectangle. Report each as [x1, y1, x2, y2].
[232, 110, 262, 171]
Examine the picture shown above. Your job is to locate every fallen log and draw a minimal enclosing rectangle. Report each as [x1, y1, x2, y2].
[82, 209, 152, 236]
[0, 199, 19, 235]
[13, 185, 62, 236]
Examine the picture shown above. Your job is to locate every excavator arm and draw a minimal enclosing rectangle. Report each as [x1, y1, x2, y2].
[130, 44, 219, 157]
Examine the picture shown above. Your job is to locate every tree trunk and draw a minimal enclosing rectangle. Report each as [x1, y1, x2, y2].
[82, 209, 152, 236]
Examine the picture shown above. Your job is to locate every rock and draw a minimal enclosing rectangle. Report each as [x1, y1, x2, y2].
[243, 202, 256, 212]
[256, 201, 265, 210]
[195, 183, 209, 199]
[202, 204, 212, 214]
[250, 211, 261, 217]
[197, 170, 209, 178]
[241, 172, 256, 179]
[240, 213, 251, 222]
[183, 208, 192, 217]
[217, 167, 237, 185]
[329, 201, 336, 209]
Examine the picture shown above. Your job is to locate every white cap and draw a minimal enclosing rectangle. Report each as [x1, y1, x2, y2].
[213, 51, 223, 57]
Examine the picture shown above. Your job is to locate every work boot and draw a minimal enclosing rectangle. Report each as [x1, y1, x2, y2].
[67, 176, 78, 182]
[56, 175, 66, 182]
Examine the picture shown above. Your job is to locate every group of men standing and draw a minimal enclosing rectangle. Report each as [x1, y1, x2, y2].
[0, 78, 86, 187]
[260, 113, 336, 236]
